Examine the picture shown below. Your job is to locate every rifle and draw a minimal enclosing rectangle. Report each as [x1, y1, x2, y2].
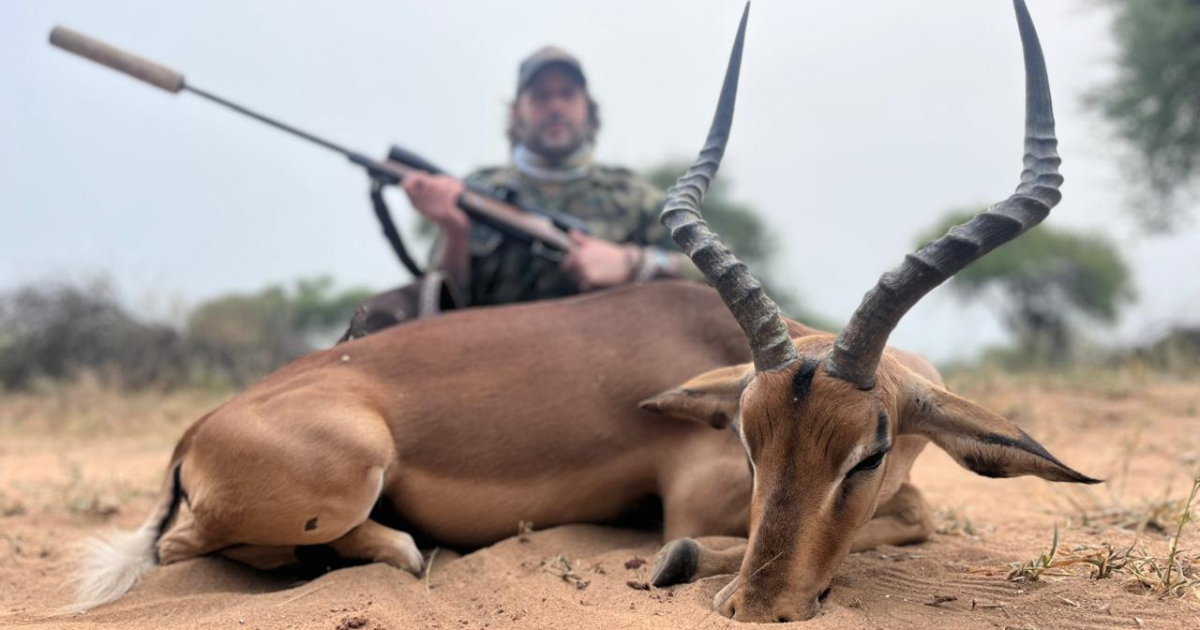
[385, 146, 592, 236]
[48, 26, 580, 277]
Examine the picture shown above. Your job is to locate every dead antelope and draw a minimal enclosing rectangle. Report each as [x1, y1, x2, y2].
[71, 0, 1096, 624]
[72, 278, 784, 611]
[644, 0, 1098, 622]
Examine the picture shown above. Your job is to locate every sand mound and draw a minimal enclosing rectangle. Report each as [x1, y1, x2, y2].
[2, 381, 1198, 629]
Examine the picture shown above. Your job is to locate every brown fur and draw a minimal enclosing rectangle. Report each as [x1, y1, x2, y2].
[149, 282, 756, 571]
[649, 337, 1096, 622]
[77, 281, 1094, 622]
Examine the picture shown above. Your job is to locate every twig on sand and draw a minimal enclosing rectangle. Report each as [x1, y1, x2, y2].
[425, 547, 441, 592]
[276, 583, 332, 606]
[970, 598, 1009, 618]
[923, 595, 958, 607]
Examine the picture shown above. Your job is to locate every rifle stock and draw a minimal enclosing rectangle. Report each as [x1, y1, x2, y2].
[385, 145, 590, 239]
[353, 154, 575, 253]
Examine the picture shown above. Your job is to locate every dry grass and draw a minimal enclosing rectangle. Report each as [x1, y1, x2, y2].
[0, 379, 223, 525]
[934, 506, 984, 539]
[1128, 478, 1200, 599]
[1051, 484, 1191, 535]
[0, 489, 28, 517]
[1006, 527, 1133, 582]
[945, 359, 1159, 401]
[1, 458, 149, 520]
[1009, 477, 1200, 601]
[542, 554, 591, 590]
[59, 460, 144, 518]
[0, 374, 228, 437]
[1044, 417, 1197, 538]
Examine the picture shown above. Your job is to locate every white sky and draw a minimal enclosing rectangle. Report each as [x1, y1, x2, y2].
[3, 0, 1198, 362]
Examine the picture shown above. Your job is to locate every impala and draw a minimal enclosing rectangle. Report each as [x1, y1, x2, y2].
[645, 0, 1095, 621]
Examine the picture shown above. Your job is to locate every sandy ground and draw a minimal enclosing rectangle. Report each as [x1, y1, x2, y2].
[1, 376, 1199, 629]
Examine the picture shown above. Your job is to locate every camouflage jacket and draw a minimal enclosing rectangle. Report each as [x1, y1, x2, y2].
[456, 164, 702, 307]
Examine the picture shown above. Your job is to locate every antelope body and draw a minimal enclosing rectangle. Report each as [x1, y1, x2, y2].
[76, 279, 947, 616]
[74, 1, 1099, 624]
[71, 281, 813, 605]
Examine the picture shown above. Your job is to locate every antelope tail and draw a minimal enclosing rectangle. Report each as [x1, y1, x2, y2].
[65, 461, 183, 613]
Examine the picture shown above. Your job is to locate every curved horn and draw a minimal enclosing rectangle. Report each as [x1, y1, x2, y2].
[661, 3, 798, 373]
[827, 0, 1062, 389]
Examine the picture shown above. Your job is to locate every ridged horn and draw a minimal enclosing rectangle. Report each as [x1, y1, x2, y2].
[661, 2, 798, 373]
[827, 0, 1062, 389]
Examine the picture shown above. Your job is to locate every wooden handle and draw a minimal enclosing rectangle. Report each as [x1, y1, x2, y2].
[461, 191, 575, 253]
[49, 26, 184, 93]
[378, 158, 575, 252]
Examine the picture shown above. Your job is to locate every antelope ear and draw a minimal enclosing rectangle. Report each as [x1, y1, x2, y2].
[900, 380, 1101, 484]
[639, 364, 754, 429]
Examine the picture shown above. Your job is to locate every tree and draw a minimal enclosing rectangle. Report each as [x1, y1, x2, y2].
[918, 210, 1135, 362]
[186, 276, 371, 383]
[0, 276, 372, 390]
[644, 161, 820, 323]
[0, 279, 185, 389]
[290, 276, 375, 336]
[1089, 0, 1200, 232]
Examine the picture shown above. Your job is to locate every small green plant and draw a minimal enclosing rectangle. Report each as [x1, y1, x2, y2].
[1127, 476, 1200, 599]
[1008, 477, 1200, 600]
[1054, 484, 1187, 535]
[1008, 525, 1065, 581]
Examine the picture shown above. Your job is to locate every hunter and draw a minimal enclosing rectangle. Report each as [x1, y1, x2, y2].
[403, 46, 704, 306]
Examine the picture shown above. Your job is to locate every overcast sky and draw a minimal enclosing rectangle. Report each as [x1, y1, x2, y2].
[3, 0, 1198, 362]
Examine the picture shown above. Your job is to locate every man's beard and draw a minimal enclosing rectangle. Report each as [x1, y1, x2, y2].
[515, 116, 591, 163]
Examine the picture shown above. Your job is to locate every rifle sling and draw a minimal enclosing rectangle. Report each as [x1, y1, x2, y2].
[370, 177, 425, 278]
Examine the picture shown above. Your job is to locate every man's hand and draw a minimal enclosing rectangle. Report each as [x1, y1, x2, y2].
[561, 229, 640, 291]
[402, 171, 469, 236]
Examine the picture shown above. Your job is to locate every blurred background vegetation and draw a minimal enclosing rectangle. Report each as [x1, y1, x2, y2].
[0, 276, 369, 391]
[1088, 0, 1200, 233]
[644, 161, 830, 329]
[4, 171, 1199, 395]
[916, 209, 1135, 368]
[4, 0, 1200, 393]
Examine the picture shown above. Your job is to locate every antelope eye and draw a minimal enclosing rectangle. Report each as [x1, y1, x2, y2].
[849, 450, 887, 475]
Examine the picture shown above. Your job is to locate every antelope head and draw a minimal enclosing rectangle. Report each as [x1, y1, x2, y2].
[650, 1, 1098, 622]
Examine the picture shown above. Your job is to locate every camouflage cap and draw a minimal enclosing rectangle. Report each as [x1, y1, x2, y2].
[517, 46, 587, 95]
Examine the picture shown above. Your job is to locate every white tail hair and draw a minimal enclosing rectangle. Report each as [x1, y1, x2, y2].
[64, 523, 159, 612]
[63, 463, 180, 613]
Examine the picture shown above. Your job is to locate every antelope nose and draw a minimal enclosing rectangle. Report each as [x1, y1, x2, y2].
[715, 590, 823, 623]
[777, 596, 823, 623]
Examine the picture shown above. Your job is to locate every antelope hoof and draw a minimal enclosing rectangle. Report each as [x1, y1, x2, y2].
[651, 537, 699, 587]
[397, 538, 425, 576]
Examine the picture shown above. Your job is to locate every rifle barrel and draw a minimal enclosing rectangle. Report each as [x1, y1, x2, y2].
[183, 85, 359, 159]
[48, 26, 575, 252]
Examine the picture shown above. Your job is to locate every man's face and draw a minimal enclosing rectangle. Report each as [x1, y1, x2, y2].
[512, 66, 593, 162]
